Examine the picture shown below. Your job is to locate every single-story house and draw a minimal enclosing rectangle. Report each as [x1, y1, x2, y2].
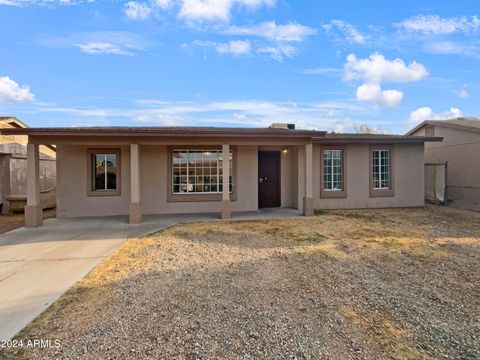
[407, 117, 480, 211]
[0, 124, 441, 227]
[0, 117, 56, 214]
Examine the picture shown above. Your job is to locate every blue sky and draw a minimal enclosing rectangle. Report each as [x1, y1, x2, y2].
[0, 0, 479, 133]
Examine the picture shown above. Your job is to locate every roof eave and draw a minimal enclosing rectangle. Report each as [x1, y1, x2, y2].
[406, 120, 480, 135]
[313, 136, 443, 144]
[405, 121, 430, 136]
[0, 127, 326, 138]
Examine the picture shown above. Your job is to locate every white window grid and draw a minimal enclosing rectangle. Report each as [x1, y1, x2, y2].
[323, 149, 343, 191]
[372, 150, 390, 189]
[172, 150, 233, 194]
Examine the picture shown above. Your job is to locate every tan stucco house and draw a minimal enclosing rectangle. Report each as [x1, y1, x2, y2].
[0, 124, 440, 227]
[407, 117, 480, 211]
[0, 117, 56, 214]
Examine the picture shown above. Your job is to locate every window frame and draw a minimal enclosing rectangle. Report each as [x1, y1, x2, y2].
[167, 146, 237, 202]
[369, 145, 394, 197]
[320, 146, 347, 198]
[87, 148, 121, 197]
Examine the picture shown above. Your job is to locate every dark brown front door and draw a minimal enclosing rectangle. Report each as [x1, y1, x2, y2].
[258, 151, 281, 208]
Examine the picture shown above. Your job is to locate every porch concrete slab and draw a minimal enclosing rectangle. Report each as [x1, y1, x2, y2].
[0, 208, 301, 341]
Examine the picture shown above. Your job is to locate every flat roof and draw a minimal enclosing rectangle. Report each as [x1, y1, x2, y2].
[314, 133, 442, 144]
[0, 126, 443, 144]
[0, 126, 325, 138]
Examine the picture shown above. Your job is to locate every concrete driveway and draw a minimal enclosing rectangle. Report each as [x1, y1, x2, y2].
[0, 208, 301, 341]
[0, 214, 212, 341]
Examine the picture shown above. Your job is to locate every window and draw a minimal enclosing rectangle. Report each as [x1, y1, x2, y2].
[372, 150, 390, 189]
[370, 147, 394, 197]
[171, 149, 233, 194]
[323, 149, 343, 190]
[320, 147, 346, 198]
[87, 150, 121, 196]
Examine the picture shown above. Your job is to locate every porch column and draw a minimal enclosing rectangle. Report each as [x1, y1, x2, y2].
[25, 143, 43, 227]
[303, 143, 314, 216]
[221, 144, 231, 219]
[129, 144, 142, 224]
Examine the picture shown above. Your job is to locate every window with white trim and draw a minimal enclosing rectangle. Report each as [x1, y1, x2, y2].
[372, 150, 391, 189]
[91, 152, 119, 192]
[172, 150, 233, 194]
[323, 149, 344, 191]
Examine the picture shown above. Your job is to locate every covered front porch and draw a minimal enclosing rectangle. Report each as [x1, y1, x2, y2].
[20, 127, 319, 227]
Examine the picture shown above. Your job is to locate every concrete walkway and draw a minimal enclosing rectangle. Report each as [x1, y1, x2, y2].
[0, 208, 301, 340]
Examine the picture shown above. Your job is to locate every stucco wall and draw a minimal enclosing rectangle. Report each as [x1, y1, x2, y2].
[56, 144, 259, 218]
[312, 143, 425, 209]
[422, 126, 480, 206]
[56, 145, 131, 218]
[56, 142, 426, 218]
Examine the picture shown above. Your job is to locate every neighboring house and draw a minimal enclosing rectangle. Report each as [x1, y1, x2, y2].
[407, 117, 480, 211]
[0, 117, 56, 214]
[0, 124, 440, 227]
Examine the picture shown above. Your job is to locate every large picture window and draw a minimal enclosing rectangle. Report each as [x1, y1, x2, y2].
[320, 147, 346, 198]
[372, 150, 390, 189]
[172, 149, 233, 194]
[88, 149, 121, 196]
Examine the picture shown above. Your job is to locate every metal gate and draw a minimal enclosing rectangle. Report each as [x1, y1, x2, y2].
[425, 162, 448, 205]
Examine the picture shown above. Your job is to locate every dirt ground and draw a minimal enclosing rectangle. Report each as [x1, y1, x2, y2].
[0, 209, 56, 234]
[2, 205, 479, 359]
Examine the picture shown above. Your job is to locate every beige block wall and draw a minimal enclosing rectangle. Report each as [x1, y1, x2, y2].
[312, 143, 425, 209]
[9, 158, 56, 195]
[56, 144, 259, 218]
[423, 126, 480, 204]
[56, 142, 426, 218]
[56, 145, 131, 217]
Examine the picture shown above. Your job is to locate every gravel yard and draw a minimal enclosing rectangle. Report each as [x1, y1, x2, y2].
[3, 206, 480, 359]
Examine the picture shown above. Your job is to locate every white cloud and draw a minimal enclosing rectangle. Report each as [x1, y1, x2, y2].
[154, 0, 172, 8]
[322, 19, 367, 44]
[0, 76, 34, 103]
[455, 87, 470, 98]
[34, 98, 369, 132]
[408, 106, 462, 126]
[76, 42, 136, 56]
[216, 40, 251, 55]
[356, 83, 403, 108]
[225, 21, 316, 42]
[425, 41, 480, 58]
[124, 0, 172, 20]
[257, 44, 296, 62]
[0, 0, 21, 5]
[298, 67, 341, 75]
[124, 1, 152, 20]
[0, 0, 93, 5]
[344, 53, 428, 108]
[179, 0, 276, 22]
[344, 53, 429, 84]
[396, 15, 480, 35]
[188, 39, 251, 56]
[38, 31, 146, 56]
